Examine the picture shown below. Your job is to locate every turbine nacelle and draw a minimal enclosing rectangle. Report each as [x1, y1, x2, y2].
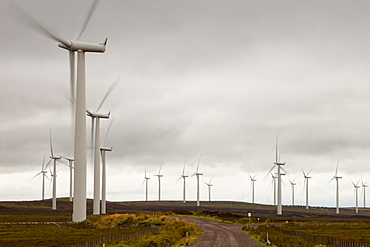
[274, 162, 285, 166]
[58, 38, 107, 53]
[100, 146, 113, 152]
[86, 110, 110, 118]
[50, 155, 61, 160]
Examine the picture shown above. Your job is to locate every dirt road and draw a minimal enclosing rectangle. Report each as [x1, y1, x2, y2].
[177, 217, 262, 247]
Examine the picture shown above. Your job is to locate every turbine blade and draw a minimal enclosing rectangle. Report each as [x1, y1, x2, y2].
[73, 0, 102, 41]
[41, 153, 46, 170]
[49, 130, 54, 157]
[96, 76, 120, 112]
[32, 172, 42, 180]
[102, 117, 114, 147]
[69, 51, 76, 109]
[209, 176, 213, 184]
[196, 154, 202, 173]
[182, 158, 186, 176]
[335, 157, 340, 176]
[264, 166, 276, 180]
[275, 135, 278, 163]
[158, 163, 163, 175]
[10, 2, 71, 47]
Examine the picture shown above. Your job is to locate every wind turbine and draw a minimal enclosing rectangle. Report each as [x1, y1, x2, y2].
[32, 154, 49, 201]
[62, 155, 74, 202]
[46, 131, 61, 210]
[100, 119, 114, 214]
[362, 180, 368, 208]
[177, 159, 188, 203]
[143, 167, 150, 201]
[267, 136, 286, 215]
[154, 163, 164, 201]
[249, 174, 257, 203]
[289, 178, 296, 206]
[352, 180, 360, 213]
[205, 177, 213, 202]
[302, 169, 312, 209]
[329, 158, 342, 214]
[192, 156, 203, 207]
[11, 0, 107, 223]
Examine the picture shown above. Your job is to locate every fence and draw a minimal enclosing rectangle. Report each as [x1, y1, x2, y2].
[69, 228, 157, 247]
[272, 225, 370, 247]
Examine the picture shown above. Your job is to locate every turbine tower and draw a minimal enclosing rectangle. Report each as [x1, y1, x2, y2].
[177, 159, 188, 203]
[154, 164, 164, 201]
[289, 178, 296, 206]
[46, 131, 61, 210]
[87, 78, 119, 215]
[362, 180, 368, 208]
[249, 174, 257, 203]
[329, 158, 342, 214]
[302, 169, 312, 209]
[205, 177, 213, 202]
[62, 155, 74, 202]
[100, 119, 113, 214]
[100, 146, 112, 214]
[32, 154, 49, 201]
[352, 180, 360, 213]
[11, 0, 107, 223]
[267, 136, 286, 215]
[143, 167, 150, 201]
[192, 156, 203, 207]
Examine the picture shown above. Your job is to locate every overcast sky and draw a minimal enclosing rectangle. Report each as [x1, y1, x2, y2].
[1, 0, 370, 210]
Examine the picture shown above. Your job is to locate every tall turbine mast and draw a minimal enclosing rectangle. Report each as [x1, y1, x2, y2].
[32, 154, 49, 201]
[46, 131, 61, 210]
[205, 177, 213, 202]
[177, 159, 189, 203]
[289, 178, 296, 206]
[329, 158, 342, 214]
[352, 180, 360, 213]
[154, 163, 164, 201]
[62, 155, 74, 202]
[302, 169, 312, 209]
[143, 167, 150, 201]
[192, 155, 203, 207]
[362, 180, 368, 208]
[100, 146, 112, 214]
[11, 0, 107, 222]
[249, 174, 257, 203]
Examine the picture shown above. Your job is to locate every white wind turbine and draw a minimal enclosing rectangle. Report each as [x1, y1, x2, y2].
[11, 0, 107, 223]
[100, 119, 113, 214]
[267, 136, 286, 215]
[143, 167, 150, 202]
[302, 169, 312, 209]
[87, 78, 119, 215]
[329, 158, 342, 214]
[32, 154, 49, 201]
[154, 164, 164, 201]
[289, 178, 296, 206]
[249, 174, 257, 203]
[352, 180, 360, 213]
[205, 177, 213, 202]
[62, 154, 74, 202]
[177, 159, 188, 203]
[362, 180, 368, 208]
[46, 131, 61, 210]
[192, 156, 203, 207]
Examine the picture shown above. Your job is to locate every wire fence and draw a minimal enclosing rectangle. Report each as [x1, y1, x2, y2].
[272, 225, 370, 247]
[69, 228, 157, 247]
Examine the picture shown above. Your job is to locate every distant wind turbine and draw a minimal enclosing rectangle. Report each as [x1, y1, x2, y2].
[362, 180, 368, 208]
[352, 180, 360, 213]
[192, 156, 203, 207]
[32, 154, 49, 201]
[302, 169, 312, 209]
[249, 174, 257, 203]
[267, 136, 286, 215]
[177, 159, 188, 203]
[46, 131, 61, 210]
[154, 163, 164, 201]
[205, 177, 213, 202]
[100, 119, 113, 214]
[62, 154, 74, 202]
[271, 172, 278, 206]
[329, 158, 342, 214]
[143, 167, 150, 201]
[289, 178, 296, 206]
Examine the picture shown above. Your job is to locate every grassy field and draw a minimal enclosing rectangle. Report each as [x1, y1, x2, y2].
[1, 198, 370, 246]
